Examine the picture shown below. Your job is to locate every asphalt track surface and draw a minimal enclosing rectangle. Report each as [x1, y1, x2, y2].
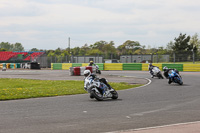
[0, 70, 200, 133]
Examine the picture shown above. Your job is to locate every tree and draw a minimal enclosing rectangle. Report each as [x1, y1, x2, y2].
[117, 40, 141, 55]
[91, 41, 107, 51]
[172, 33, 191, 53]
[102, 41, 117, 59]
[0, 42, 24, 51]
[0, 48, 7, 51]
[30, 48, 39, 51]
[190, 33, 200, 54]
[166, 41, 174, 52]
[0, 42, 12, 51]
[13, 43, 24, 51]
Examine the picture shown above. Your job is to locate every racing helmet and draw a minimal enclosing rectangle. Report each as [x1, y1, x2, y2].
[84, 70, 91, 77]
[149, 63, 152, 66]
[163, 66, 168, 71]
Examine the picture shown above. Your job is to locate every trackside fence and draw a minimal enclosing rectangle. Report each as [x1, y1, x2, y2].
[51, 63, 200, 72]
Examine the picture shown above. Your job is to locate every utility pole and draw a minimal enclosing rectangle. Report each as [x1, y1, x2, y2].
[68, 37, 70, 54]
[68, 37, 71, 63]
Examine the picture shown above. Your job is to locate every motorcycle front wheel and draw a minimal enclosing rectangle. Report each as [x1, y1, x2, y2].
[91, 90, 104, 101]
[111, 90, 118, 99]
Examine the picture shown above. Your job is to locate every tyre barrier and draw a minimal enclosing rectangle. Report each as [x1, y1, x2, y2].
[69, 66, 96, 76]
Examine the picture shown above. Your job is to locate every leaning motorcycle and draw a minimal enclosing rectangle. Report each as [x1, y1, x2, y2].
[84, 78, 118, 101]
[152, 67, 164, 79]
[168, 70, 183, 85]
[96, 65, 101, 74]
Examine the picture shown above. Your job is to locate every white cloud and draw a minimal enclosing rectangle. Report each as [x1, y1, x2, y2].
[0, 0, 200, 49]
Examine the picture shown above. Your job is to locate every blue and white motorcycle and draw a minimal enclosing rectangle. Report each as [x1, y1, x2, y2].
[168, 70, 183, 85]
[84, 77, 118, 101]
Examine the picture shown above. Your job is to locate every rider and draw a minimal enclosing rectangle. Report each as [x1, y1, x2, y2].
[163, 66, 179, 84]
[88, 61, 96, 66]
[83, 70, 112, 91]
[148, 63, 158, 78]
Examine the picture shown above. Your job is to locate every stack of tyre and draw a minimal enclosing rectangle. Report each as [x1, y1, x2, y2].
[69, 66, 96, 76]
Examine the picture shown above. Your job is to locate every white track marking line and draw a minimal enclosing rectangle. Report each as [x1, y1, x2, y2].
[104, 121, 200, 133]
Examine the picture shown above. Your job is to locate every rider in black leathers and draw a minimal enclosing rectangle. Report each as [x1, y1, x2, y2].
[163, 66, 179, 84]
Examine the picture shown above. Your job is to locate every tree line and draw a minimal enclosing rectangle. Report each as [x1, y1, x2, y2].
[1, 33, 200, 60]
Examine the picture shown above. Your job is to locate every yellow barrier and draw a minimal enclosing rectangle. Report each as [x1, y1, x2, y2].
[142, 63, 163, 71]
[142, 63, 149, 71]
[51, 63, 53, 70]
[62, 63, 72, 70]
[183, 64, 200, 71]
[0, 64, 2, 69]
[104, 63, 123, 70]
[82, 63, 88, 67]
[6, 63, 10, 69]
[153, 63, 163, 70]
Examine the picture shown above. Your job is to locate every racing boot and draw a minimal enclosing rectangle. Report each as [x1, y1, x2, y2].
[168, 78, 172, 84]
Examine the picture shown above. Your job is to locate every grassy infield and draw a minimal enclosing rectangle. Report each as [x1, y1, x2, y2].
[0, 78, 142, 100]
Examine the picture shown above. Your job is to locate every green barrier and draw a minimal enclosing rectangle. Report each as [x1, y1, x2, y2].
[96, 63, 104, 70]
[3, 63, 6, 67]
[72, 63, 82, 67]
[52, 63, 62, 70]
[162, 64, 183, 71]
[10, 63, 17, 69]
[123, 63, 142, 70]
[16, 63, 21, 68]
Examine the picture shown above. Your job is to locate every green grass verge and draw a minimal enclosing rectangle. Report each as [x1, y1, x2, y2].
[0, 78, 142, 100]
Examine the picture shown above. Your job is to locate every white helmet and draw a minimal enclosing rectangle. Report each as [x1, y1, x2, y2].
[163, 66, 168, 71]
[84, 70, 91, 77]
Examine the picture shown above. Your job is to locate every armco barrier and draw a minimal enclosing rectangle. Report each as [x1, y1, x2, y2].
[82, 63, 88, 67]
[183, 64, 200, 71]
[51, 63, 62, 70]
[104, 63, 123, 70]
[142, 63, 162, 71]
[162, 64, 183, 71]
[72, 63, 82, 67]
[153, 63, 163, 70]
[51, 63, 200, 72]
[142, 63, 149, 71]
[96, 63, 104, 70]
[81, 63, 104, 70]
[62, 63, 72, 70]
[123, 63, 142, 70]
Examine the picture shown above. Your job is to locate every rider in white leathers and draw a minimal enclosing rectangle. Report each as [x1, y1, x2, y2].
[84, 70, 111, 90]
[148, 63, 159, 78]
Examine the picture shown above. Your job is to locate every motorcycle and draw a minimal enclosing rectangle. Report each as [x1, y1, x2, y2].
[96, 65, 101, 74]
[84, 77, 118, 101]
[168, 70, 183, 85]
[152, 67, 164, 79]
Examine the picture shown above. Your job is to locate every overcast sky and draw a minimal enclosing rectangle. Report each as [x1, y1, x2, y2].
[0, 0, 200, 50]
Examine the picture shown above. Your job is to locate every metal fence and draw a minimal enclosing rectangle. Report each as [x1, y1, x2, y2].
[36, 55, 103, 68]
[169, 52, 200, 63]
[35, 53, 200, 68]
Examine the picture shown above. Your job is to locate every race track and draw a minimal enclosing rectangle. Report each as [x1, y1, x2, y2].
[0, 70, 200, 133]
